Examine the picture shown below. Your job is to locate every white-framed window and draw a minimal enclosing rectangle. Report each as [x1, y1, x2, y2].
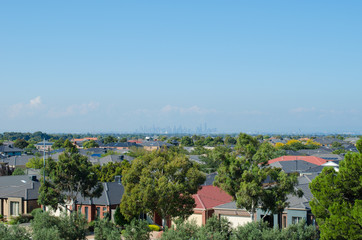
[292, 216, 302, 224]
[10, 201, 19, 216]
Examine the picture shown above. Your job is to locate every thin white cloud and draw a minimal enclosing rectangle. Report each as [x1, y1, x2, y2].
[29, 96, 42, 108]
[161, 105, 216, 114]
[290, 107, 316, 113]
[47, 102, 100, 118]
[8, 96, 43, 117]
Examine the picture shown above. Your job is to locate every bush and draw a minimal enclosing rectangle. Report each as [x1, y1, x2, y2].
[31, 208, 43, 217]
[0, 223, 31, 240]
[94, 217, 121, 240]
[196, 216, 232, 240]
[8, 214, 33, 225]
[122, 219, 151, 240]
[149, 224, 160, 231]
[161, 219, 199, 240]
[31, 211, 88, 240]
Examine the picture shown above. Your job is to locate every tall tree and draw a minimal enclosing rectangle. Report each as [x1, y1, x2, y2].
[93, 160, 130, 182]
[83, 140, 99, 149]
[215, 133, 302, 220]
[103, 136, 118, 144]
[14, 138, 29, 149]
[180, 136, 194, 146]
[120, 150, 206, 225]
[38, 151, 103, 212]
[309, 149, 362, 240]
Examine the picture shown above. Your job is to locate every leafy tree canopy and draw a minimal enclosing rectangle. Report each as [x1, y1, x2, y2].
[120, 150, 206, 224]
[93, 160, 130, 182]
[310, 151, 362, 240]
[215, 133, 302, 218]
[83, 140, 99, 149]
[38, 151, 103, 211]
[14, 138, 29, 149]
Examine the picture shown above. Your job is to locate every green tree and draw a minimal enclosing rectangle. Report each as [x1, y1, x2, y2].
[215, 133, 302, 220]
[103, 136, 118, 144]
[26, 156, 44, 169]
[224, 135, 237, 145]
[14, 138, 29, 149]
[93, 160, 130, 182]
[180, 136, 194, 146]
[38, 151, 103, 212]
[83, 140, 99, 149]
[119, 137, 128, 143]
[120, 150, 206, 225]
[63, 139, 78, 153]
[200, 146, 231, 173]
[12, 168, 26, 175]
[309, 151, 362, 240]
[114, 205, 129, 227]
[203, 136, 214, 146]
[52, 138, 65, 149]
[331, 141, 342, 149]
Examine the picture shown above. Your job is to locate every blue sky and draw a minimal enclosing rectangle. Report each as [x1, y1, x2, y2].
[1, 1, 361, 133]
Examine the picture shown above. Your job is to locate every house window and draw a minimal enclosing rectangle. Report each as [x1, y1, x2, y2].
[84, 207, 89, 220]
[78, 206, 81, 212]
[292, 217, 302, 224]
[96, 207, 100, 218]
[283, 216, 287, 228]
[103, 207, 107, 217]
[10, 202, 19, 216]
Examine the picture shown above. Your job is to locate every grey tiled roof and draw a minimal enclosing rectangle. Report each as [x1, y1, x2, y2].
[203, 172, 217, 186]
[140, 141, 172, 147]
[214, 201, 241, 210]
[3, 155, 34, 166]
[0, 145, 23, 153]
[313, 154, 342, 161]
[0, 175, 40, 200]
[269, 160, 319, 173]
[76, 182, 124, 206]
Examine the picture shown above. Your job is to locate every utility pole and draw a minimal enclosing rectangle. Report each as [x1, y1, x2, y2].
[43, 138, 46, 211]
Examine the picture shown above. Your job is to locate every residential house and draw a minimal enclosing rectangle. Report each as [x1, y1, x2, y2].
[74, 182, 124, 222]
[213, 201, 252, 228]
[0, 145, 22, 157]
[3, 155, 34, 168]
[268, 156, 327, 174]
[186, 185, 232, 226]
[35, 141, 54, 152]
[0, 175, 41, 219]
[140, 141, 173, 151]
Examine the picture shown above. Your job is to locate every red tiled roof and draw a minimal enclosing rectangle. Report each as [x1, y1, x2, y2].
[268, 156, 327, 166]
[193, 186, 232, 210]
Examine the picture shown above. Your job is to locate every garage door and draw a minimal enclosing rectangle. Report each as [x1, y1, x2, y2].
[221, 215, 252, 228]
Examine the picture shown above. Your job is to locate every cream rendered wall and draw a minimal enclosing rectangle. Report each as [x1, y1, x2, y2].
[220, 215, 252, 228]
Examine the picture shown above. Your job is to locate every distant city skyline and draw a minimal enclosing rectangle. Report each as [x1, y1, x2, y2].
[1, 1, 361, 133]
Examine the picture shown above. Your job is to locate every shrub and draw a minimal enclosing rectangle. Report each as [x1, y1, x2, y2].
[122, 219, 151, 240]
[149, 224, 160, 231]
[31, 208, 43, 217]
[31, 211, 88, 240]
[161, 219, 199, 240]
[0, 223, 31, 240]
[94, 217, 121, 240]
